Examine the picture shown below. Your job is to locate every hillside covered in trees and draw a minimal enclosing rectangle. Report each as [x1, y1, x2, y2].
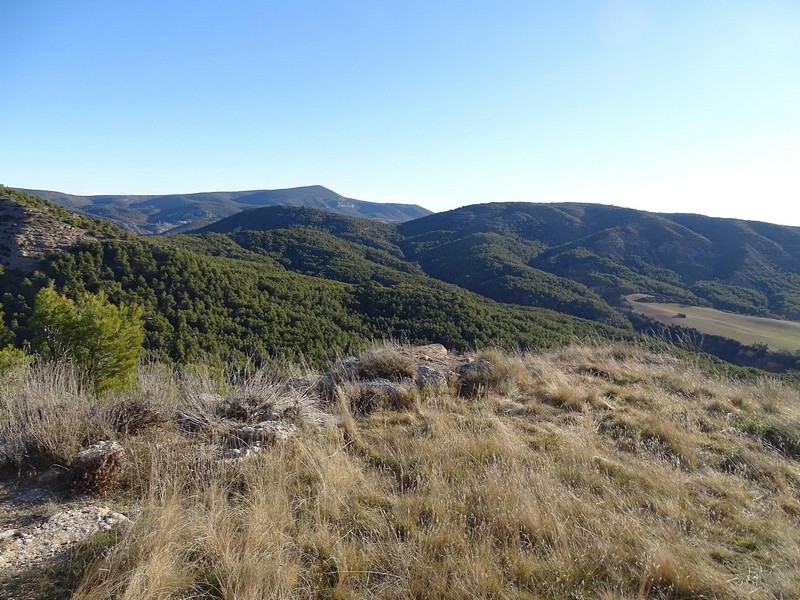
[3, 186, 800, 373]
[0, 187, 629, 368]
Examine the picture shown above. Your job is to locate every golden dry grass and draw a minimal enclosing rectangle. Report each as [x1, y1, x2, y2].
[3, 344, 800, 598]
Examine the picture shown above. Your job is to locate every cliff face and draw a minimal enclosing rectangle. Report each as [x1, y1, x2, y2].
[0, 195, 94, 273]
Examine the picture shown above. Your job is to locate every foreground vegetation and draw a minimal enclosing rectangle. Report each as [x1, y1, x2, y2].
[2, 343, 799, 598]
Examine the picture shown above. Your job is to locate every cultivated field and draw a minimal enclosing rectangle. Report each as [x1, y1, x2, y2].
[625, 294, 800, 352]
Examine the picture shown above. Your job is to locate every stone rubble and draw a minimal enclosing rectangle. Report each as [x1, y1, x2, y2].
[0, 505, 128, 574]
[221, 421, 300, 461]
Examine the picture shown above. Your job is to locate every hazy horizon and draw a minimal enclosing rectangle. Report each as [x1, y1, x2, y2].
[2, 1, 799, 225]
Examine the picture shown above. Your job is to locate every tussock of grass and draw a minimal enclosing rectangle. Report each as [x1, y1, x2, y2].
[0, 360, 112, 467]
[353, 343, 417, 382]
[3, 344, 800, 598]
[339, 378, 420, 416]
[457, 348, 532, 398]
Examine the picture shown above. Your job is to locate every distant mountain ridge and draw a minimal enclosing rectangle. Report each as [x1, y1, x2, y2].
[20, 185, 431, 235]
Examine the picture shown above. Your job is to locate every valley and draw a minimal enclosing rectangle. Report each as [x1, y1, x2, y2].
[625, 293, 800, 352]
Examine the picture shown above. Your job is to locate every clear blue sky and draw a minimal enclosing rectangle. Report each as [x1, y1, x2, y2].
[2, 1, 799, 224]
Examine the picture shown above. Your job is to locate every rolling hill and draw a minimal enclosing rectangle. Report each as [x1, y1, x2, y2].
[20, 185, 432, 234]
[4, 186, 800, 372]
[0, 187, 630, 367]
[191, 201, 800, 370]
[199, 201, 800, 324]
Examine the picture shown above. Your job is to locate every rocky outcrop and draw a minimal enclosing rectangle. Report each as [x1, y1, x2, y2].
[416, 365, 447, 389]
[0, 195, 94, 273]
[221, 421, 300, 460]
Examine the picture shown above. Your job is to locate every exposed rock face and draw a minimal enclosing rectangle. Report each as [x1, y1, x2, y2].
[415, 344, 448, 361]
[70, 441, 126, 496]
[0, 196, 94, 273]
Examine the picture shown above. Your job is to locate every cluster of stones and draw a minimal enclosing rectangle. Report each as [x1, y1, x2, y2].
[0, 506, 128, 573]
[221, 421, 301, 460]
[220, 344, 452, 455]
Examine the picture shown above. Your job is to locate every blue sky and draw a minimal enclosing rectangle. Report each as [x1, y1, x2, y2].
[2, 1, 799, 224]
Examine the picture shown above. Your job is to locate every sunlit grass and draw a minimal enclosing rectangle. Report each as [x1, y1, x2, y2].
[2, 344, 799, 598]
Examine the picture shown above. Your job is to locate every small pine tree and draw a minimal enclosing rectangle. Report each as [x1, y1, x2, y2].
[0, 306, 14, 348]
[30, 286, 145, 393]
[0, 305, 28, 374]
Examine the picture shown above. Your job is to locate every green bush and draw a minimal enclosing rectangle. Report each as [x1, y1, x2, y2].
[30, 286, 144, 393]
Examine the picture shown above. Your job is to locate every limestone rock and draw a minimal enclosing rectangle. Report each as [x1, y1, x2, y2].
[232, 421, 299, 446]
[0, 506, 128, 573]
[416, 365, 447, 389]
[70, 441, 125, 496]
[416, 344, 448, 361]
[220, 421, 299, 461]
[456, 358, 492, 378]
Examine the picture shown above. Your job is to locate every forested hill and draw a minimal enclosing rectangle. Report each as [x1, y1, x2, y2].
[201, 201, 800, 322]
[21, 185, 431, 235]
[0, 188, 630, 367]
[4, 186, 800, 372]
[398, 202, 800, 303]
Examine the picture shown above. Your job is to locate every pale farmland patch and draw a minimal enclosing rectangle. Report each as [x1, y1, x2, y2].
[625, 294, 800, 351]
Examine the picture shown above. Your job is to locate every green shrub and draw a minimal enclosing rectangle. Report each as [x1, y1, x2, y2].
[0, 345, 30, 375]
[30, 286, 144, 393]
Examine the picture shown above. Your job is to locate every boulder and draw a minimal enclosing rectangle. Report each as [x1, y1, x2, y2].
[416, 344, 448, 361]
[456, 358, 492, 378]
[416, 365, 447, 389]
[70, 441, 125, 496]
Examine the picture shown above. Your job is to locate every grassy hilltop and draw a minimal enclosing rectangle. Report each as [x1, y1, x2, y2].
[2, 343, 799, 599]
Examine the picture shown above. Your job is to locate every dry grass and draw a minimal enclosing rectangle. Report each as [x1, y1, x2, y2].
[3, 344, 800, 598]
[353, 343, 417, 382]
[0, 360, 112, 468]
